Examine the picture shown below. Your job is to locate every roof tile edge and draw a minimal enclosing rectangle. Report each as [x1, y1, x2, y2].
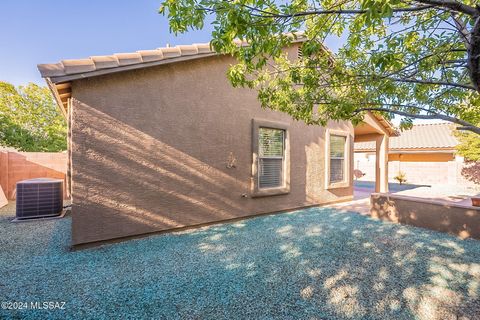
[37, 42, 215, 78]
[37, 33, 309, 79]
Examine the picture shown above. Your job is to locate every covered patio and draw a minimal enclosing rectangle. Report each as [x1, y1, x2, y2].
[331, 118, 480, 239]
[353, 112, 398, 193]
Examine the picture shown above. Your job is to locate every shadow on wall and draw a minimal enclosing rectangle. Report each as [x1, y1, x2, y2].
[72, 101, 298, 243]
[71, 96, 348, 244]
[304, 140, 353, 204]
[74, 104, 245, 234]
[0, 151, 68, 201]
[70, 54, 357, 245]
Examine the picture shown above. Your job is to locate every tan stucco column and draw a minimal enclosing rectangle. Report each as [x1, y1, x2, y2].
[375, 134, 389, 193]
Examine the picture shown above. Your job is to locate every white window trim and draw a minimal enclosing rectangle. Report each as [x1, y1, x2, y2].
[325, 129, 351, 189]
[251, 119, 290, 197]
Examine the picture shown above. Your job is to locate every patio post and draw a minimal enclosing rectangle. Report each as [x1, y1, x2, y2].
[375, 134, 389, 193]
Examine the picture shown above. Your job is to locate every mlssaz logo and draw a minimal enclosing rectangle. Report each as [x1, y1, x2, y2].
[30, 301, 66, 310]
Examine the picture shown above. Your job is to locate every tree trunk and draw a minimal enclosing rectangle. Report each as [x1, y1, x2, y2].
[468, 16, 480, 91]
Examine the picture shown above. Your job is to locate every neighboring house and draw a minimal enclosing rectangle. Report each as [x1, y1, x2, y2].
[38, 41, 395, 246]
[355, 123, 468, 185]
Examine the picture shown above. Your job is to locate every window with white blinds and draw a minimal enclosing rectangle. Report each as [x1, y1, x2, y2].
[258, 128, 285, 188]
[330, 135, 346, 183]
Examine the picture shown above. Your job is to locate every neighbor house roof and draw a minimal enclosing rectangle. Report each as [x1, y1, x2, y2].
[355, 123, 458, 152]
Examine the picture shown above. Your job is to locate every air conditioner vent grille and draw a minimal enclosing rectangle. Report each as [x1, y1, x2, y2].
[16, 178, 63, 219]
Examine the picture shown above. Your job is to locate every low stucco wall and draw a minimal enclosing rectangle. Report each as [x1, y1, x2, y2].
[70, 51, 354, 245]
[370, 193, 480, 239]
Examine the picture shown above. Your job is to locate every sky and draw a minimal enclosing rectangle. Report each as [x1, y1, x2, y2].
[0, 0, 441, 125]
[0, 0, 213, 86]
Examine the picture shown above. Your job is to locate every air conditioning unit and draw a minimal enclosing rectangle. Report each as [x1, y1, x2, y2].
[16, 178, 64, 220]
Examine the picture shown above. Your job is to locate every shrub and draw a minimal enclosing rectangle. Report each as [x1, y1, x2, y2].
[394, 171, 407, 185]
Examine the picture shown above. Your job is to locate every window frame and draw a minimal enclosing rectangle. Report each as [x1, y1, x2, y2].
[325, 129, 351, 189]
[252, 119, 290, 197]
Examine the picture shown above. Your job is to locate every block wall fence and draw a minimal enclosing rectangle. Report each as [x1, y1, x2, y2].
[354, 154, 476, 186]
[0, 151, 68, 207]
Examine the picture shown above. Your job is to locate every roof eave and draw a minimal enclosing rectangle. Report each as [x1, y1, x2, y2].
[371, 113, 399, 137]
[46, 52, 218, 84]
[45, 78, 68, 118]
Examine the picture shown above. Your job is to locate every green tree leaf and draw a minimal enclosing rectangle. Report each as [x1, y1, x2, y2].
[160, 0, 480, 134]
[0, 81, 67, 152]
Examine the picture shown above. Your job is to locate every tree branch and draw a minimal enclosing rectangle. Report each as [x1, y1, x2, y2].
[411, 0, 478, 16]
[355, 106, 480, 134]
[236, 0, 478, 18]
[381, 77, 476, 90]
[468, 16, 480, 91]
[242, 5, 436, 18]
[450, 13, 471, 45]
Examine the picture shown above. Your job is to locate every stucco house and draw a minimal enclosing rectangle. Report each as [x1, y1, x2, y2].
[354, 123, 469, 185]
[38, 41, 396, 246]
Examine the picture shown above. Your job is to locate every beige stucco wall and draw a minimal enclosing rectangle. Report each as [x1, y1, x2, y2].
[371, 193, 480, 239]
[70, 51, 354, 245]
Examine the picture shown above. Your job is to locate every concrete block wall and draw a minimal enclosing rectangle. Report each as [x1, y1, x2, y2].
[0, 151, 68, 201]
[389, 161, 452, 185]
[354, 153, 478, 186]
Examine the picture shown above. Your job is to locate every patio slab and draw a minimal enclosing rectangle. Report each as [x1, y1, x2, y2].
[1, 202, 479, 319]
[329, 181, 480, 215]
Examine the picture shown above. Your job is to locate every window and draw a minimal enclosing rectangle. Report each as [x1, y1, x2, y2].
[329, 135, 346, 183]
[258, 128, 285, 188]
[325, 130, 350, 189]
[252, 119, 290, 197]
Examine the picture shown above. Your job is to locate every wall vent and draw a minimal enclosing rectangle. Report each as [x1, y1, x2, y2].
[16, 178, 63, 220]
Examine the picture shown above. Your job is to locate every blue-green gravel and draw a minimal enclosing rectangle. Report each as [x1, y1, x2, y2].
[1, 203, 479, 319]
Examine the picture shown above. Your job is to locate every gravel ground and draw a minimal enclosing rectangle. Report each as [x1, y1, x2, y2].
[1, 202, 480, 320]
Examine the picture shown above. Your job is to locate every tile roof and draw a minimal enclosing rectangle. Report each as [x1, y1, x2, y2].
[355, 123, 459, 151]
[36, 35, 306, 116]
[37, 42, 218, 80]
[37, 33, 315, 82]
